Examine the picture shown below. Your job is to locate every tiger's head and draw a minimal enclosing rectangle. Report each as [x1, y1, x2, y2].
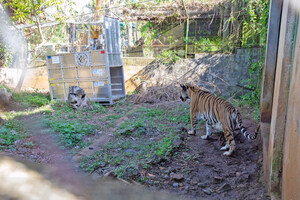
[179, 84, 209, 102]
[179, 84, 190, 102]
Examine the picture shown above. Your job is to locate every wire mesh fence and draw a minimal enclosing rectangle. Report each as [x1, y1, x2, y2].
[119, 18, 249, 58]
[0, 4, 265, 68]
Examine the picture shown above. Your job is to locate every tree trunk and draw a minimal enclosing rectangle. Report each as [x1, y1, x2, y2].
[14, 40, 30, 93]
[223, 2, 230, 41]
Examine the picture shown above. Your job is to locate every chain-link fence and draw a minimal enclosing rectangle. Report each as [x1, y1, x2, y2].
[120, 17, 245, 58]
[0, 6, 263, 68]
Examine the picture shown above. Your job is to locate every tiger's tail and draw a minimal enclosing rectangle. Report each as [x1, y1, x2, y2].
[235, 111, 257, 140]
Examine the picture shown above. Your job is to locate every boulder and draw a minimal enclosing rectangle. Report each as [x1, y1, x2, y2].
[0, 87, 12, 106]
[0, 117, 6, 125]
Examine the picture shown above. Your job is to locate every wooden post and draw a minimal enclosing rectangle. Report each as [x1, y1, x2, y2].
[267, 0, 297, 199]
[259, 0, 283, 190]
[260, 0, 283, 123]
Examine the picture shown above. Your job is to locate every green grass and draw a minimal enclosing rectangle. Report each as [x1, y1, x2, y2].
[0, 84, 12, 92]
[157, 50, 181, 64]
[43, 102, 107, 149]
[104, 114, 123, 128]
[45, 120, 98, 148]
[231, 91, 261, 122]
[80, 105, 188, 179]
[0, 87, 52, 150]
[0, 120, 28, 150]
[80, 132, 180, 179]
[13, 91, 50, 107]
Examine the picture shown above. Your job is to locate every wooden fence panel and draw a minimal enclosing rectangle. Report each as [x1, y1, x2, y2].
[282, 14, 300, 200]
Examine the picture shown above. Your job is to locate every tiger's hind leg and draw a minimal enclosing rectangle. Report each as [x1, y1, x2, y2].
[201, 123, 213, 140]
[220, 143, 230, 151]
[223, 129, 235, 156]
[188, 112, 197, 135]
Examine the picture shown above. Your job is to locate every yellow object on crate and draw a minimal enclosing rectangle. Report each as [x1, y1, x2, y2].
[90, 25, 100, 39]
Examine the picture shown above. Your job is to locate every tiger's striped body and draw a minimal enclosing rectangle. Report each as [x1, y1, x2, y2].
[179, 84, 256, 156]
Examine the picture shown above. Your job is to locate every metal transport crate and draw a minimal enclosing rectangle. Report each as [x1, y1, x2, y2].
[46, 17, 125, 105]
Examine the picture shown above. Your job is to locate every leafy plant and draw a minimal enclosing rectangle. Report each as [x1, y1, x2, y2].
[46, 120, 97, 148]
[241, 0, 270, 47]
[0, 84, 12, 92]
[13, 92, 50, 107]
[0, 43, 13, 68]
[238, 0, 270, 110]
[188, 37, 223, 53]
[157, 50, 180, 64]
[0, 120, 27, 149]
[153, 134, 177, 156]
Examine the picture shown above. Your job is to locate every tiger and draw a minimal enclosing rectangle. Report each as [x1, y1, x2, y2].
[179, 83, 257, 156]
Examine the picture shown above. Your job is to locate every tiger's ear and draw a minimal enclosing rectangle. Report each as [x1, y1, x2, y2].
[180, 84, 187, 91]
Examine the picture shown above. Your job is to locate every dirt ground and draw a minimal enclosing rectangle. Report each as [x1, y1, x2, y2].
[145, 120, 267, 200]
[0, 100, 269, 200]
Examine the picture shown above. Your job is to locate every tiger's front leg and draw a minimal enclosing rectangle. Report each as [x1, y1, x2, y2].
[188, 111, 197, 135]
[201, 123, 213, 140]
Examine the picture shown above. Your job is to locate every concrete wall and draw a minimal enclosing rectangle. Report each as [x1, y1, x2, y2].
[123, 57, 154, 81]
[125, 48, 262, 96]
[0, 50, 260, 97]
[0, 61, 49, 91]
[0, 58, 155, 92]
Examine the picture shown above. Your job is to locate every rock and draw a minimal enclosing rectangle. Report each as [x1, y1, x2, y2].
[163, 175, 169, 179]
[0, 117, 6, 125]
[177, 126, 187, 133]
[94, 130, 100, 136]
[216, 183, 232, 193]
[198, 183, 206, 188]
[14, 140, 23, 147]
[147, 180, 153, 185]
[0, 88, 12, 105]
[10, 130, 17, 135]
[236, 172, 242, 177]
[173, 183, 179, 187]
[190, 177, 200, 185]
[203, 188, 212, 195]
[148, 155, 167, 164]
[125, 149, 135, 153]
[214, 176, 223, 183]
[170, 173, 184, 182]
[104, 171, 117, 178]
[172, 138, 183, 147]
